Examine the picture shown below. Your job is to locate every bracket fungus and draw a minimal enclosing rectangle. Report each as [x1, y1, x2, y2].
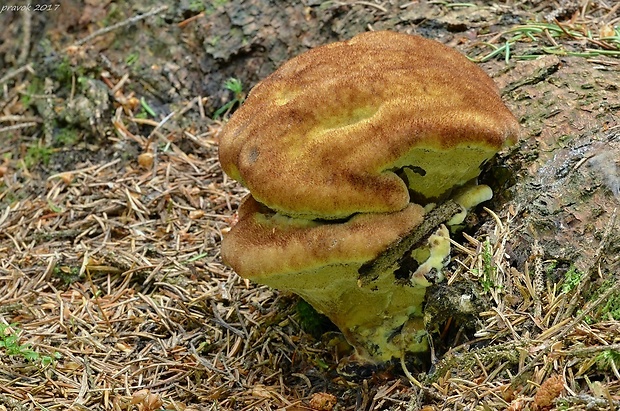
[219, 31, 520, 362]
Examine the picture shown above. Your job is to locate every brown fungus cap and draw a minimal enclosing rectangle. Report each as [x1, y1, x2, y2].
[222, 195, 425, 282]
[219, 30, 520, 220]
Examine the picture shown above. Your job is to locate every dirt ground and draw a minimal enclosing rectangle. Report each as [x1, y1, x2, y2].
[0, 1, 619, 410]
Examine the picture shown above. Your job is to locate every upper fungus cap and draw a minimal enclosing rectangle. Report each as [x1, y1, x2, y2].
[218, 30, 521, 220]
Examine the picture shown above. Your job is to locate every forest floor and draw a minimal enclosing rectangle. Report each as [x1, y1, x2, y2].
[0, 1, 619, 410]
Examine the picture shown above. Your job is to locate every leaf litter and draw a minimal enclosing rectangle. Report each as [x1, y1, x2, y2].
[0, 1, 619, 410]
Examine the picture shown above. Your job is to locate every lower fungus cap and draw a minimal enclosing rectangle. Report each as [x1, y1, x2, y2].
[222, 196, 435, 361]
[218, 30, 521, 219]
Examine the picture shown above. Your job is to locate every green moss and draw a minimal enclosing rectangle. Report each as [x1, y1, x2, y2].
[296, 299, 336, 338]
[595, 349, 620, 373]
[102, 3, 124, 27]
[25, 144, 54, 167]
[205, 0, 228, 16]
[208, 35, 220, 47]
[0, 183, 18, 206]
[54, 57, 74, 85]
[20, 78, 44, 109]
[53, 265, 81, 285]
[55, 57, 93, 91]
[189, 0, 206, 13]
[561, 265, 583, 294]
[586, 278, 620, 322]
[601, 289, 620, 320]
[55, 128, 79, 146]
